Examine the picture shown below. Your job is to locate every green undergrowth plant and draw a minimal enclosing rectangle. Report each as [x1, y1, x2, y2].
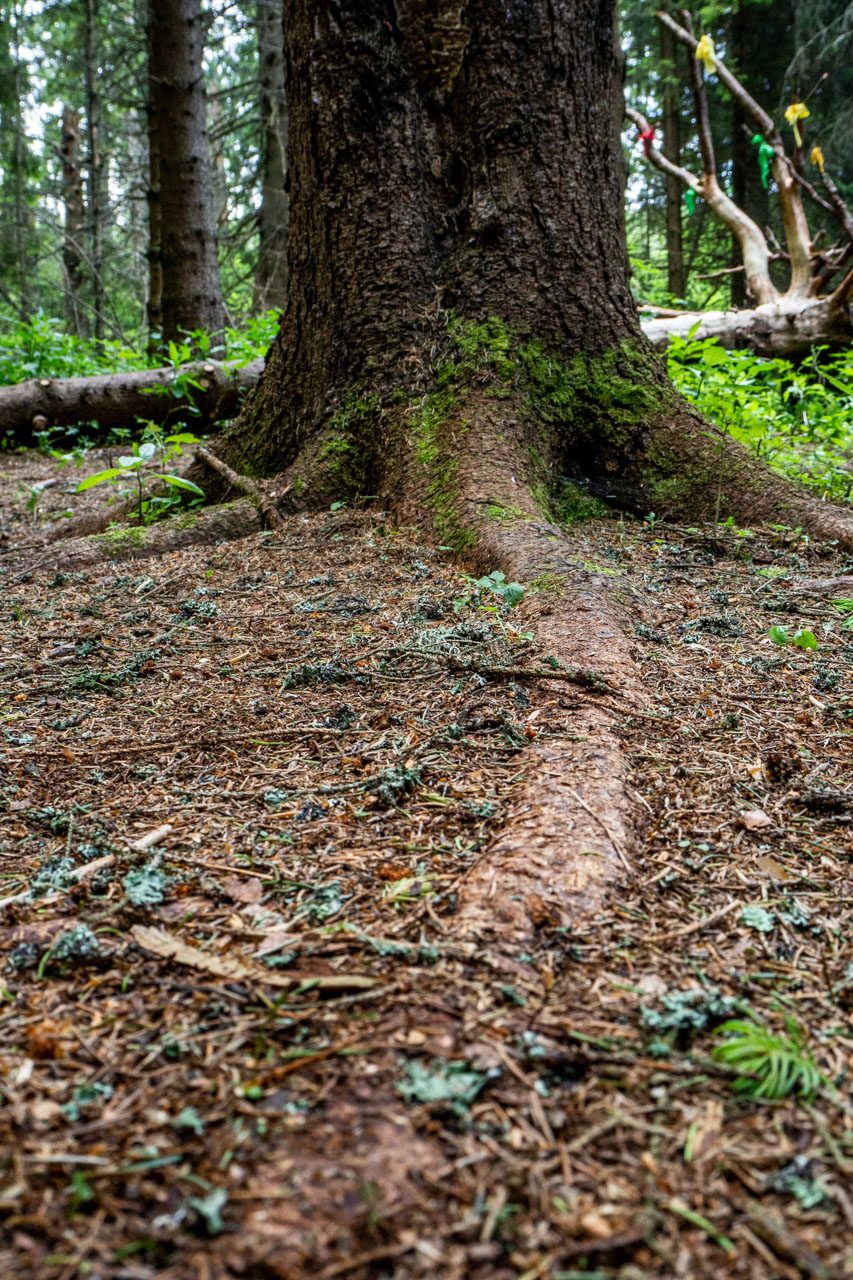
[668, 334, 853, 502]
[713, 1016, 824, 1100]
[76, 431, 204, 525]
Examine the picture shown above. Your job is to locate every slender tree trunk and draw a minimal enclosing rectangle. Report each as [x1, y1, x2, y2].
[207, 78, 228, 227]
[147, 0, 225, 348]
[60, 106, 87, 338]
[729, 0, 794, 306]
[84, 0, 105, 346]
[11, 2, 30, 320]
[659, 21, 685, 300]
[252, 0, 288, 313]
[146, 69, 163, 347]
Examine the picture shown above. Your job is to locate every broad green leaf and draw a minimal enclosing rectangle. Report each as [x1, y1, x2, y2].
[138, 441, 157, 460]
[161, 475, 204, 495]
[768, 625, 789, 645]
[76, 468, 125, 492]
[118, 455, 142, 469]
[792, 629, 817, 650]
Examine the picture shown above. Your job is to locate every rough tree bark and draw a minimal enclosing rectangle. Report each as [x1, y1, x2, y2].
[252, 0, 288, 313]
[147, 0, 225, 347]
[60, 105, 86, 338]
[634, 10, 853, 354]
[83, 0, 105, 346]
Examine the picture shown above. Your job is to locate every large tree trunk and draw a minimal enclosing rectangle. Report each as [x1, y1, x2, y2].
[60, 105, 87, 338]
[147, 0, 225, 347]
[252, 0, 288, 313]
[231, 0, 853, 547]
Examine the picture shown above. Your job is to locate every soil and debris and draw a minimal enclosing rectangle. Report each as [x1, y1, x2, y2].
[2, 450, 853, 1280]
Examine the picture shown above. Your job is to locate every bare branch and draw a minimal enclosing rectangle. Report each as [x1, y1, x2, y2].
[661, 11, 775, 139]
[624, 107, 699, 190]
[658, 9, 813, 299]
[626, 106, 777, 306]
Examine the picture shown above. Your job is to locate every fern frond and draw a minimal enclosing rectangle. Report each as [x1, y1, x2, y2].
[713, 1018, 823, 1100]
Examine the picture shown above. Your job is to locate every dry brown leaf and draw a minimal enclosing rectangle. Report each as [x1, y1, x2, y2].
[221, 875, 263, 904]
[684, 1100, 723, 1163]
[755, 855, 797, 882]
[131, 925, 378, 991]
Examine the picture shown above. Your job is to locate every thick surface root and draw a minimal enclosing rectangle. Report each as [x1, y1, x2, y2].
[454, 520, 641, 938]
[5, 499, 261, 575]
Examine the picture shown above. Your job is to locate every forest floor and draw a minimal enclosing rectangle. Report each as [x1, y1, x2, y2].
[2, 449, 853, 1280]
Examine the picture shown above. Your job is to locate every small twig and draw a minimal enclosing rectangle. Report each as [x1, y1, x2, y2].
[646, 899, 740, 943]
[748, 1204, 842, 1280]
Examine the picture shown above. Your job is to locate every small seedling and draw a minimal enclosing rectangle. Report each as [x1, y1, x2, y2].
[713, 1016, 823, 1099]
[473, 569, 524, 607]
[768, 625, 818, 650]
[76, 432, 204, 526]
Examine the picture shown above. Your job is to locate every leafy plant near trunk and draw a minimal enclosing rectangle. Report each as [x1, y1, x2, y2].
[668, 339, 853, 501]
[75, 431, 204, 525]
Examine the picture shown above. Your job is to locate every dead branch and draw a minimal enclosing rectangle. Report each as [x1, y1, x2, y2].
[195, 444, 287, 532]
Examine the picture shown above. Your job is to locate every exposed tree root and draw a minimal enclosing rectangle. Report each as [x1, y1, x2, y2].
[454, 526, 641, 941]
[195, 444, 288, 531]
[233, 377, 853, 936]
[6, 499, 262, 575]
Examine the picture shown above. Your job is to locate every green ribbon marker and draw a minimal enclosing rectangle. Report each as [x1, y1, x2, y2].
[684, 189, 696, 215]
[751, 134, 775, 189]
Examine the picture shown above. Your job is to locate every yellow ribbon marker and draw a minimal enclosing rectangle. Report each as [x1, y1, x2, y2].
[784, 101, 810, 147]
[810, 144, 825, 173]
[695, 34, 716, 74]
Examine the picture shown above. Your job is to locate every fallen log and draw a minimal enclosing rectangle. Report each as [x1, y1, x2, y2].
[640, 295, 853, 355]
[0, 356, 264, 438]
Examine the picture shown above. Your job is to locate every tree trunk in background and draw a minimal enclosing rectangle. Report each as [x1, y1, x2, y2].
[147, 0, 225, 348]
[229, 0, 853, 548]
[207, 79, 229, 227]
[252, 0, 288, 313]
[60, 106, 87, 338]
[11, 2, 31, 320]
[146, 31, 163, 351]
[84, 0, 105, 345]
[659, 21, 685, 300]
[729, 0, 794, 306]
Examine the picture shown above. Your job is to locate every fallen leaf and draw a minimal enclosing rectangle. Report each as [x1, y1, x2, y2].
[131, 925, 377, 991]
[221, 875, 263, 904]
[755, 855, 797, 882]
[684, 1100, 723, 1162]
